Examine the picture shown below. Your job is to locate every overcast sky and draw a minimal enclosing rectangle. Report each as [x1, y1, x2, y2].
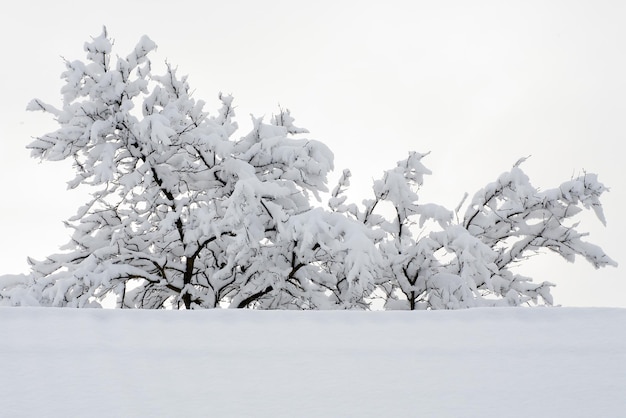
[1, 0, 624, 307]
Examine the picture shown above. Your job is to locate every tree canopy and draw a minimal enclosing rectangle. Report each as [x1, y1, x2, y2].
[0, 29, 616, 309]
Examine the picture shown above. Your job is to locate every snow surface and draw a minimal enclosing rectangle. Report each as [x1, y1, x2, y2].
[1, 307, 624, 417]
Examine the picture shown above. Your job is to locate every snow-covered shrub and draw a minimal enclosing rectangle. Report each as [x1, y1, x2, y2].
[330, 155, 616, 309]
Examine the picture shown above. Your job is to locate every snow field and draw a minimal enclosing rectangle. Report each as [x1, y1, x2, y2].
[1, 307, 624, 417]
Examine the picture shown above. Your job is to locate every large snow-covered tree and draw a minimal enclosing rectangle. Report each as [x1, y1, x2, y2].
[1, 28, 377, 309]
[0, 29, 616, 309]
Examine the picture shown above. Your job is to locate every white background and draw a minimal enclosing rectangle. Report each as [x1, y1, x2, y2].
[1, 0, 623, 306]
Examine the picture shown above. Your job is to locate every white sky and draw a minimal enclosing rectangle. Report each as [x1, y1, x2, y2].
[1, 0, 624, 307]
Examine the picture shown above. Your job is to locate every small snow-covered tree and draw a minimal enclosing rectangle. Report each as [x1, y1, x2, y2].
[330, 154, 617, 309]
[0, 28, 379, 309]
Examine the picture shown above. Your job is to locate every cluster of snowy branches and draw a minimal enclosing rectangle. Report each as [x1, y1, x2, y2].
[0, 30, 616, 309]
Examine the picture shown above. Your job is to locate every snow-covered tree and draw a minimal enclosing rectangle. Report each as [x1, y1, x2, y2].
[0, 28, 378, 309]
[0, 29, 616, 309]
[330, 155, 617, 309]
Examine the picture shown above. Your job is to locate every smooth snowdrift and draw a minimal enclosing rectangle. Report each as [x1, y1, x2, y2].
[1, 307, 625, 417]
